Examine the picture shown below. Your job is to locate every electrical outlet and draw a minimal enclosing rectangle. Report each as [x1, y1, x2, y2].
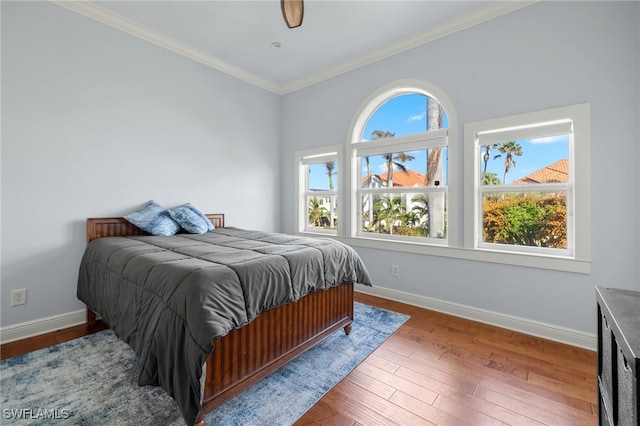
[391, 265, 400, 277]
[11, 288, 27, 306]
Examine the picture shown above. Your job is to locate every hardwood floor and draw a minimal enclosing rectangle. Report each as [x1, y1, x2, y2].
[1, 293, 597, 425]
[297, 293, 597, 426]
[0, 318, 109, 360]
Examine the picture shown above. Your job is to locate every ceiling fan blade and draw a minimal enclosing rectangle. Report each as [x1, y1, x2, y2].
[281, 0, 304, 28]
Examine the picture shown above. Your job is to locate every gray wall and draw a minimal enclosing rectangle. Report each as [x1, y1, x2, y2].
[280, 1, 640, 334]
[1, 2, 281, 327]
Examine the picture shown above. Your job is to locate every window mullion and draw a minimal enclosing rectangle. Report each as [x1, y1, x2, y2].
[354, 136, 447, 158]
[359, 186, 447, 195]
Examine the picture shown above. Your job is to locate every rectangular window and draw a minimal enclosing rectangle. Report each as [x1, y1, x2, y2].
[353, 131, 448, 244]
[465, 104, 590, 261]
[295, 146, 341, 235]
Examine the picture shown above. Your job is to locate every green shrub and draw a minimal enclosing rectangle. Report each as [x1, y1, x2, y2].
[483, 194, 566, 248]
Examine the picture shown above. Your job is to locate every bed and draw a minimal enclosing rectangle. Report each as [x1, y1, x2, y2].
[77, 214, 371, 426]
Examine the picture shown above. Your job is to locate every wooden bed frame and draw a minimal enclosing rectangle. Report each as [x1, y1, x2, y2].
[85, 215, 354, 425]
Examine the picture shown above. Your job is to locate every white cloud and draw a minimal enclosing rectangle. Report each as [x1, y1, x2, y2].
[408, 112, 425, 122]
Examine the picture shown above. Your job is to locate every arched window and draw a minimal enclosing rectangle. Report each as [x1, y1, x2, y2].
[350, 83, 452, 244]
[294, 80, 588, 272]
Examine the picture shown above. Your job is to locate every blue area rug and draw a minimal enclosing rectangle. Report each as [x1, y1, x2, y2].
[1, 302, 409, 425]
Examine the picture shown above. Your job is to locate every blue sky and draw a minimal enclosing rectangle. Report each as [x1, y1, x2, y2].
[482, 135, 569, 184]
[308, 94, 569, 190]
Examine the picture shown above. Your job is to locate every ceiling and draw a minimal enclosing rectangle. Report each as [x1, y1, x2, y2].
[54, 1, 534, 94]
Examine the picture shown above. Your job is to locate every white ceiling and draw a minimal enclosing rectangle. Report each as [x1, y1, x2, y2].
[54, 1, 535, 94]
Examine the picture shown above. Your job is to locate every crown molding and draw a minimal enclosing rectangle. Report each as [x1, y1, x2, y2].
[51, 0, 537, 96]
[50, 0, 282, 94]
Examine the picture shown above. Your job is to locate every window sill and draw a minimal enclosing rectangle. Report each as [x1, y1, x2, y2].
[298, 232, 591, 274]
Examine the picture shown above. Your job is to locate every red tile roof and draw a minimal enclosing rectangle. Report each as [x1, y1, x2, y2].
[362, 170, 426, 187]
[512, 159, 569, 184]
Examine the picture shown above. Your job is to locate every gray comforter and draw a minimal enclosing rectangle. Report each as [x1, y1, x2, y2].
[77, 227, 371, 425]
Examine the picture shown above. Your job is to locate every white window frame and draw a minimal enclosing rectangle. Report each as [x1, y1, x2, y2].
[347, 80, 459, 246]
[353, 131, 448, 245]
[464, 103, 591, 264]
[295, 145, 342, 235]
[295, 81, 590, 274]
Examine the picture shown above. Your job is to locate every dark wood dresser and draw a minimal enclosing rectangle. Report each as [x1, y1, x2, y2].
[597, 286, 640, 426]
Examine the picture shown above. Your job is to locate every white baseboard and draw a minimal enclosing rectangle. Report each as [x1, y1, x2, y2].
[355, 284, 596, 351]
[1, 288, 597, 351]
[0, 309, 87, 345]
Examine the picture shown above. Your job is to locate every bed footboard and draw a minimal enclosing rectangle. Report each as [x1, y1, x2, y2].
[196, 282, 354, 423]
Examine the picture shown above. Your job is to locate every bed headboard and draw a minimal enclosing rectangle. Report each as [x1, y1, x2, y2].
[86, 214, 225, 243]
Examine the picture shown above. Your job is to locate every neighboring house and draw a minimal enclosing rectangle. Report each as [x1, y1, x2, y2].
[309, 170, 426, 227]
[310, 170, 427, 228]
[360, 170, 427, 229]
[513, 159, 569, 184]
[361, 170, 427, 188]
[308, 189, 337, 227]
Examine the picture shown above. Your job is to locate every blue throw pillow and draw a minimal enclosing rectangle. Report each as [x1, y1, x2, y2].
[124, 200, 180, 236]
[168, 203, 215, 234]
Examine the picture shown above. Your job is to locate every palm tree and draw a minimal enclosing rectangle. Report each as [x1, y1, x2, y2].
[324, 161, 336, 190]
[481, 143, 500, 173]
[481, 172, 501, 186]
[371, 130, 394, 140]
[308, 198, 329, 227]
[372, 195, 405, 234]
[425, 148, 441, 186]
[370, 130, 394, 186]
[370, 130, 416, 187]
[495, 140, 523, 184]
[381, 152, 415, 187]
[425, 98, 446, 239]
[410, 194, 429, 236]
[364, 156, 371, 177]
[400, 210, 421, 229]
[425, 101, 443, 186]
[411, 193, 428, 217]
